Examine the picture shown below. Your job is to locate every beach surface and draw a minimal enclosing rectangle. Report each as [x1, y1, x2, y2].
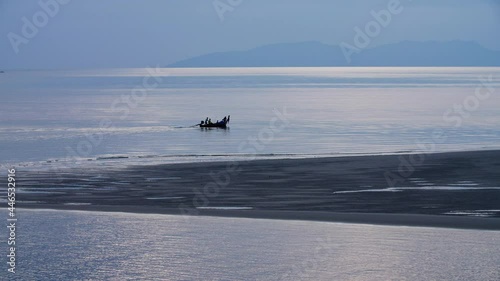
[17, 150, 500, 229]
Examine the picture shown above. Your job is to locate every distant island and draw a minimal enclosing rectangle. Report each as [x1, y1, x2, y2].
[168, 41, 500, 67]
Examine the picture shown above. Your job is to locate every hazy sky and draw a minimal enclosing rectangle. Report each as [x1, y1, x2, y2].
[1, 0, 499, 69]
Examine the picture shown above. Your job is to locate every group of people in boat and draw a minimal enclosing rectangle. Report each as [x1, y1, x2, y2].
[200, 115, 230, 126]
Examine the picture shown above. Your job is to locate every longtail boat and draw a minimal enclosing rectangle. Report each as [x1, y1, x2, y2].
[199, 115, 230, 128]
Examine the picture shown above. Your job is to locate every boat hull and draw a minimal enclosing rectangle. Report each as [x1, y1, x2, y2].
[199, 123, 227, 128]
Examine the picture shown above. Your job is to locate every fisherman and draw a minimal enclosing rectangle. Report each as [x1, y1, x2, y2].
[208, 118, 212, 124]
[205, 117, 209, 124]
[222, 116, 227, 123]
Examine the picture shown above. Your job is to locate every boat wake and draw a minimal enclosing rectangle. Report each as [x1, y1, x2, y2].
[0, 125, 206, 141]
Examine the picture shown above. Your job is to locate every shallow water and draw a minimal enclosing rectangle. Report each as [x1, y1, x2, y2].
[1, 209, 499, 281]
[1, 67, 499, 169]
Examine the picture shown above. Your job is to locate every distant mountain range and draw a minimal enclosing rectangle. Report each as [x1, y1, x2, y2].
[168, 41, 500, 67]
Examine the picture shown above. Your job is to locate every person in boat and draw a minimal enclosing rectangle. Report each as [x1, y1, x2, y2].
[222, 116, 227, 123]
[208, 118, 212, 124]
[205, 117, 209, 124]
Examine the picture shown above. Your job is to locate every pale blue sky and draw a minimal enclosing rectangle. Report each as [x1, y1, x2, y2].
[1, 0, 499, 69]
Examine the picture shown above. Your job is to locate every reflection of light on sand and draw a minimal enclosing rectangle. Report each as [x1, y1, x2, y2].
[196, 207, 253, 210]
[444, 210, 500, 217]
[63, 203, 92, 206]
[334, 186, 500, 194]
[146, 197, 184, 200]
[334, 188, 401, 194]
[16, 188, 65, 194]
[409, 178, 437, 186]
[450, 181, 479, 186]
[16, 186, 117, 196]
[409, 179, 481, 187]
[146, 177, 182, 181]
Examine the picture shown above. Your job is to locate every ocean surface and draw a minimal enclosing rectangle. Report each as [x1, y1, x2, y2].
[1, 67, 500, 170]
[1, 209, 499, 281]
[2, 67, 499, 281]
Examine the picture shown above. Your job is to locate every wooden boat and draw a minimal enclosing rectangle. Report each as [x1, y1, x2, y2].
[199, 115, 230, 128]
[200, 122, 227, 128]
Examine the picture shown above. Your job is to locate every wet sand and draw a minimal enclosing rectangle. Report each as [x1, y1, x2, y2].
[17, 150, 500, 230]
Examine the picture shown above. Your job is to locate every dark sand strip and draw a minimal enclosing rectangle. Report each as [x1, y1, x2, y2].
[16, 150, 500, 229]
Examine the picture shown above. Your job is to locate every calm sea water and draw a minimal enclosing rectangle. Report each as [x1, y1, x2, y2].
[1, 67, 499, 169]
[1, 209, 499, 281]
[2, 69, 499, 280]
